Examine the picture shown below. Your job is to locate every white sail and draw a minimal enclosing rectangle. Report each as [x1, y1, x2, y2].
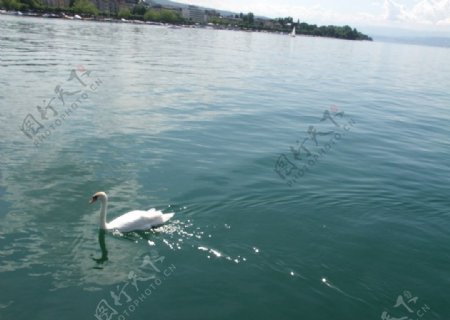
[290, 26, 296, 37]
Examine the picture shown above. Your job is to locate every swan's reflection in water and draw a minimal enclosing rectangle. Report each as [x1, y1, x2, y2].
[93, 229, 108, 267]
[91, 217, 249, 276]
[91, 227, 166, 269]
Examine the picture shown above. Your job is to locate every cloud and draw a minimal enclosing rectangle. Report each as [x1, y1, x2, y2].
[178, 0, 450, 30]
[383, 0, 450, 25]
[383, 0, 408, 21]
[437, 17, 450, 25]
[412, 0, 450, 24]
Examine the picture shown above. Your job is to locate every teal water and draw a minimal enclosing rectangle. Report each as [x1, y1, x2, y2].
[1, 15, 450, 320]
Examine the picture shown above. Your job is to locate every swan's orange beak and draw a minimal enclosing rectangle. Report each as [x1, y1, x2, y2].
[89, 197, 97, 204]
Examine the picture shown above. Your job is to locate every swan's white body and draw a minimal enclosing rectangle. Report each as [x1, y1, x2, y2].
[90, 191, 174, 232]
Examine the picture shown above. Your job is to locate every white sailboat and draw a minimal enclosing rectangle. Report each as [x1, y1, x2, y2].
[290, 26, 296, 37]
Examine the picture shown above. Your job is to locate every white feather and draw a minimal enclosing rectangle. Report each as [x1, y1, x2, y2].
[107, 209, 175, 232]
[90, 191, 174, 232]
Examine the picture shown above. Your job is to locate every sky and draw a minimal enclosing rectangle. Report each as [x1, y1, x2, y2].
[175, 0, 450, 35]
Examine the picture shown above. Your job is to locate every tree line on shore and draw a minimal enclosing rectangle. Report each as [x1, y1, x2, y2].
[0, 0, 184, 22]
[277, 17, 372, 41]
[0, 0, 372, 41]
[211, 14, 372, 41]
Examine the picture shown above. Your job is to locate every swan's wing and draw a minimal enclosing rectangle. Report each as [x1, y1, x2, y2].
[107, 210, 149, 232]
[142, 209, 175, 226]
[146, 208, 175, 224]
[159, 212, 175, 224]
[107, 209, 174, 232]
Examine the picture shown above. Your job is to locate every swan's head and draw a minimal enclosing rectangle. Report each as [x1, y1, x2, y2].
[89, 191, 107, 204]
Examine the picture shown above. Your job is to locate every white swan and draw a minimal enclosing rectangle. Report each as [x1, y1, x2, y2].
[89, 191, 174, 232]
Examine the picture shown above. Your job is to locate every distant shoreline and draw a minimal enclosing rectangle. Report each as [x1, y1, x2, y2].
[0, 9, 373, 41]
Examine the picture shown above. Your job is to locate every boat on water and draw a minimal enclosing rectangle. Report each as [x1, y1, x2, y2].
[290, 26, 296, 37]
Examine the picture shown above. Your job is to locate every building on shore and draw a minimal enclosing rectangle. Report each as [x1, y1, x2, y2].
[205, 9, 220, 18]
[181, 5, 206, 23]
[40, 0, 132, 13]
[262, 19, 282, 30]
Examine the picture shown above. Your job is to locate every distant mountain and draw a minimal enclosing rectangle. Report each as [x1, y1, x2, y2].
[150, 0, 188, 8]
[374, 35, 450, 48]
[151, 0, 239, 17]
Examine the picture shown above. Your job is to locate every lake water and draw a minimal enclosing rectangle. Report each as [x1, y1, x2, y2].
[1, 15, 450, 320]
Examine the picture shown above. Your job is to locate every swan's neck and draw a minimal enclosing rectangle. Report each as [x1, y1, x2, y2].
[99, 197, 108, 230]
